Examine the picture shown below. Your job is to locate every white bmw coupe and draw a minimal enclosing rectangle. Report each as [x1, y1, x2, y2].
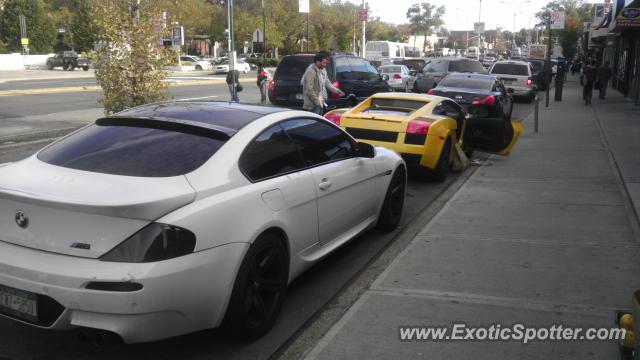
[0, 102, 406, 343]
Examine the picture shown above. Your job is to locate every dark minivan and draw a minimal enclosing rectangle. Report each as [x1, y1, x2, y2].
[268, 53, 393, 109]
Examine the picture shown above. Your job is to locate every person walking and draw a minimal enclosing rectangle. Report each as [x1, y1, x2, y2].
[596, 61, 612, 100]
[582, 61, 597, 105]
[302, 52, 345, 115]
[256, 63, 270, 105]
[226, 67, 240, 102]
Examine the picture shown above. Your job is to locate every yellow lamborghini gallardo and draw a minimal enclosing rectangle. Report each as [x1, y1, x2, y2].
[324, 92, 522, 181]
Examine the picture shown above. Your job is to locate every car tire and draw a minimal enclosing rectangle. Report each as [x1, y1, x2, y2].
[429, 137, 452, 182]
[377, 166, 406, 233]
[62, 63, 69, 71]
[46, 62, 53, 70]
[223, 232, 288, 339]
[196, 65, 202, 71]
[526, 92, 534, 103]
[83, 66, 89, 71]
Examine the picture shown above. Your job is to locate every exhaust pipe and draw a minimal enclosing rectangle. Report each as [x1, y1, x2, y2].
[77, 328, 122, 347]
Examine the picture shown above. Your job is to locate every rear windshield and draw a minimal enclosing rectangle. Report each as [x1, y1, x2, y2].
[276, 56, 313, 81]
[402, 60, 425, 71]
[448, 60, 485, 73]
[38, 123, 226, 177]
[528, 61, 544, 71]
[438, 76, 492, 90]
[362, 98, 427, 115]
[381, 66, 401, 73]
[491, 64, 529, 76]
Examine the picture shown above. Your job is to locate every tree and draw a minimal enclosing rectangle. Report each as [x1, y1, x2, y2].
[535, 0, 591, 60]
[71, 0, 95, 52]
[0, 0, 56, 53]
[406, 2, 445, 55]
[92, 0, 171, 114]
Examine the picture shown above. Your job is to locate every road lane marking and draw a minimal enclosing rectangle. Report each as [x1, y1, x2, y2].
[0, 78, 254, 97]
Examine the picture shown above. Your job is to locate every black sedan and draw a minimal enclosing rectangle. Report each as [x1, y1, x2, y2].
[427, 73, 514, 121]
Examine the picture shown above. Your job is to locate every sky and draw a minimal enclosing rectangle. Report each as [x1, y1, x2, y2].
[344, 0, 594, 32]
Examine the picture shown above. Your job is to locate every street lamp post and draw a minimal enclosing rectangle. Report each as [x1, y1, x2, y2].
[500, 0, 530, 50]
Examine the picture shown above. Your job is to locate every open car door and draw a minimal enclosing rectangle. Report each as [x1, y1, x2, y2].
[462, 114, 523, 156]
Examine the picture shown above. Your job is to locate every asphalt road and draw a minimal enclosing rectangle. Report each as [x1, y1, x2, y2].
[0, 78, 535, 360]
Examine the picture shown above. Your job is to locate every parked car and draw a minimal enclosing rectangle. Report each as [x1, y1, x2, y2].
[179, 56, 213, 71]
[46, 51, 90, 71]
[213, 60, 251, 74]
[0, 101, 406, 343]
[379, 64, 414, 92]
[413, 57, 486, 93]
[269, 53, 393, 109]
[323, 92, 522, 182]
[488, 60, 536, 102]
[481, 53, 497, 68]
[527, 58, 550, 91]
[401, 58, 431, 76]
[428, 73, 514, 122]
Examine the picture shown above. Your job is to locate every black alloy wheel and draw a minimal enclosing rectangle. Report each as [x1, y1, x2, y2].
[377, 167, 406, 232]
[224, 233, 288, 339]
[427, 137, 452, 182]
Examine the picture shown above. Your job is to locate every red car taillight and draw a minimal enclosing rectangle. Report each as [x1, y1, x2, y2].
[330, 80, 341, 99]
[427, 89, 435, 95]
[472, 95, 495, 105]
[407, 119, 430, 135]
[268, 80, 275, 97]
[324, 112, 342, 126]
[393, 74, 402, 79]
[526, 77, 533, 87]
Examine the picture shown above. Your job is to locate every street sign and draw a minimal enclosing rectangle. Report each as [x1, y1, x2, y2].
[299, 0, 309, 13]
[252, 29, 264, 43]
[474, 22, 485, 34]
[20, 38, 29, 46]
[551, 11, 565, 29]
[358, 8, 368, 22]
[172, 26, 184, 46]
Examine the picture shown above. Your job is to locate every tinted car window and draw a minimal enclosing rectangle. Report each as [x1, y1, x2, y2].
[490, 64, 529, 76]
[528, 60, 544, 72]
[362, 98, 427, 115]
[381, 66, 402, 73]
[38, 124, 226, 177]
[438, 76, 492, 90]
[239, 124, 303, 181]
[275, 56, 313, 81]
[448, 60, 485, 73]
[402, 59, 426, 72]
[345, 57, 379, 81]
[281, 119, 355, 166]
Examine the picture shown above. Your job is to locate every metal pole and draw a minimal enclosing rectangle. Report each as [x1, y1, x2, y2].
[545, 16, 551, 108]
[534, 94, 539, 133]
[307, 12, 310, 52]
[477, 0, 482, 57]
[226, 0, 231, 54]
[262, 0, 266, 63]
[361, 0, 366, 58]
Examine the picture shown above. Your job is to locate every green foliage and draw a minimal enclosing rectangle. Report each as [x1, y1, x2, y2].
[71, 0, 95, 52]
[406, 2, 445, 54]
[92, 0, 172, 115]
[0, 0, 56, 53]
[535, 0, 592, 60]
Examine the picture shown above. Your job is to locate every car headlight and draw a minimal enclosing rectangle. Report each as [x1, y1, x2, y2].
[100, 223, 196, 262]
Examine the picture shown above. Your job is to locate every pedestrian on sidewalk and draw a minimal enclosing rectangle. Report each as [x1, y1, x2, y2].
[256, 63, 270, 105]
[226, 68, 240, 102]
[302, 52, 345, 115]
[596, 61, 612, 100]
[582, 61, 597, 105]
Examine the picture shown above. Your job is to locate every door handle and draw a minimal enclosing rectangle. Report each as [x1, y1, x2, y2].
[318, 178, 332, 191]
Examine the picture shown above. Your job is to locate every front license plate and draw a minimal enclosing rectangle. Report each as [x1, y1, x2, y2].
[0, 284, 38, 321]
[295, 93, 304, 100]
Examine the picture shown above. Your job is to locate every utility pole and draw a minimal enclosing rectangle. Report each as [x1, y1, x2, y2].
[545, 14, 551, 108]
[478, 0, 482, 55]
[361, 0, 366, 58]
[307, 11, 310, 52]
[262, 0, 266, 62]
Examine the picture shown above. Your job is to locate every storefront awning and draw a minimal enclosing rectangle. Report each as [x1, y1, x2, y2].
[615, 0, 640, 28]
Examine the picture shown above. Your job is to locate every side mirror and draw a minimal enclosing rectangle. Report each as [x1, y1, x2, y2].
[356, 142, 375, 158]
[381, 74, 390, 82]
[507, 88, 515, 94]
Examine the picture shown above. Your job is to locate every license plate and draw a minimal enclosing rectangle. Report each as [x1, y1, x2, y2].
[0, 284, 38, 321]
[295, 93, 304, 100]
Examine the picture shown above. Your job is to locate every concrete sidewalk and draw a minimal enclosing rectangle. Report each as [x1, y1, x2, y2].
[296, 80, 640, 359]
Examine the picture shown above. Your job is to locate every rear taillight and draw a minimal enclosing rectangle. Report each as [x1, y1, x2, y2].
[330, 80, 341, 99]
[427, 89, 435, 95]
[472, 95, 495, 105]
[407, 119, 430, 135]
[268, 79, 275, 97]
[393, 74, 402, 79]
[526, 77, 533, 87]
[324, 112, 342, 126]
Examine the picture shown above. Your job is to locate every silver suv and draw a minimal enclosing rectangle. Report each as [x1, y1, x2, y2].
[488, 60, 535, 102]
